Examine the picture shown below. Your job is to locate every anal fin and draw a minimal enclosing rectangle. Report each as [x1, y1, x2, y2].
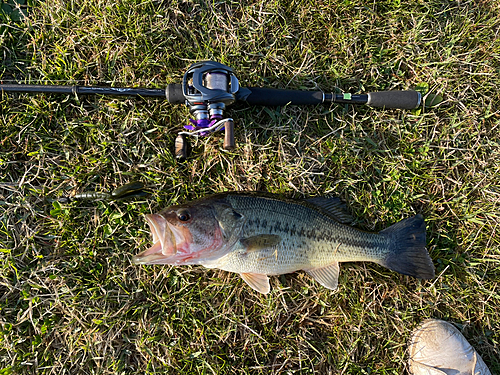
[240, 273, 270, 294]
[305, 262, 340, 291]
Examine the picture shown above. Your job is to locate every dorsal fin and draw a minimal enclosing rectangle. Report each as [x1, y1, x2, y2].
[306, 197, 353, 224]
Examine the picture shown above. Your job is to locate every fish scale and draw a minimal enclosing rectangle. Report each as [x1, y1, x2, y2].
[216, 194, 388, 275]
[133, 192, 435, 294]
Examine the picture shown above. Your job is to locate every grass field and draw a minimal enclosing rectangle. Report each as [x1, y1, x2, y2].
[1, 0, 500, 373]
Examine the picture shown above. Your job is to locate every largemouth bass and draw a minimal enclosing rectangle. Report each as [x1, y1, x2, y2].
[133, 192, 435, 294]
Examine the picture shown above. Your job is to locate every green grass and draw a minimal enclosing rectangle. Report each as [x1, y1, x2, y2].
[1, 0, 499, 373]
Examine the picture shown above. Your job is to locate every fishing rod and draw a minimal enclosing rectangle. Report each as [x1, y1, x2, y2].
[0, 61, 422, 160]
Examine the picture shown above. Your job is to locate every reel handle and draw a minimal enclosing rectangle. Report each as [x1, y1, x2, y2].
[174, 119, 235, 161]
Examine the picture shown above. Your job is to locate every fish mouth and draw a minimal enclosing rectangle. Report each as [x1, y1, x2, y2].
[132, 214, 186, 265]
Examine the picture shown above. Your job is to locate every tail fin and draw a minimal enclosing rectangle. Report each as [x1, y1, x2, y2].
[378, 214, 435, 279]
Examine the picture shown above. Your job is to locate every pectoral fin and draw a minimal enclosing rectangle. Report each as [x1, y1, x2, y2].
[240, 234, 281, 252]
[240, 273, 270, 294]
[305, 262, 340, 291]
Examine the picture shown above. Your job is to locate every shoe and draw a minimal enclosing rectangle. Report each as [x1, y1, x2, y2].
[408, 319, 492, 375]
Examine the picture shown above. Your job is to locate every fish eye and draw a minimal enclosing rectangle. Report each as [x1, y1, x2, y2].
[177, 210, 190, 222]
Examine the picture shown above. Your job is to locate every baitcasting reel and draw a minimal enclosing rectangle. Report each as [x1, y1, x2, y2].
[172, 61, 239, 160]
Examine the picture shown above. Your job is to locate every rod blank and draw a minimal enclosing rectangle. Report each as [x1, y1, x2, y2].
[0, 84, 166, 98]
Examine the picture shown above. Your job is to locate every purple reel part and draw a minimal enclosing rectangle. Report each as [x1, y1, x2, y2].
[184, 116, 224, 136]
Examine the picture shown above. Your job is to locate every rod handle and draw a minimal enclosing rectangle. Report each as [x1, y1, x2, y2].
[366, 90, 421, 109]
[236, 87, 324, 106]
